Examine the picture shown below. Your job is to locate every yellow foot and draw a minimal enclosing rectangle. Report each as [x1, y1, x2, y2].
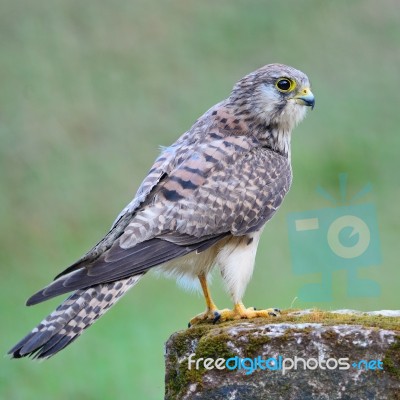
[188, 303, 280, 327]
[215, 303, 280, 323]
[188, 307, 220, 327]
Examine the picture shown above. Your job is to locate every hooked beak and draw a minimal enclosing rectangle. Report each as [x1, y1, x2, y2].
[293, 87, 315, 110]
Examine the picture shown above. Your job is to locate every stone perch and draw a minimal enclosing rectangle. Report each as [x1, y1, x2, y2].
[164, 310, 400, 400]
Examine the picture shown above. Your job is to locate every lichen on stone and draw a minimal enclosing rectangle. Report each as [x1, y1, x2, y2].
[164, 309, 400, 400]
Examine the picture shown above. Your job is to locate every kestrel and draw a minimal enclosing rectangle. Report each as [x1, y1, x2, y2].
[9, 63, 314, 359]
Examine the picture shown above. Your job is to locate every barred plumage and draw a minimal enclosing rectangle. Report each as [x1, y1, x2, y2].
[9, 63, 314, 359]
[9, 276, 142, 359]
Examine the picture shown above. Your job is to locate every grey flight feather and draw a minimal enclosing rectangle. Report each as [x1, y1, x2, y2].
[9, 276, 142, 359]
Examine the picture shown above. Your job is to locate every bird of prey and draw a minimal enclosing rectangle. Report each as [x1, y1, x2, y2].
[9, 63, 314, 359]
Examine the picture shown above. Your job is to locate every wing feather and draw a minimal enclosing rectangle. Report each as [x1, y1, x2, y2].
[27, 114, 290, 307]
[27, 233, 228, 306]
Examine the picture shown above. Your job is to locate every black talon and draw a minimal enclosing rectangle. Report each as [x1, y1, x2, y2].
[268, 312, 277, 317]
[212, 311, 221, 324]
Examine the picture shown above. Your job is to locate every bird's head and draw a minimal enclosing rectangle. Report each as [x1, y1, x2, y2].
[230, 63, 314, 134]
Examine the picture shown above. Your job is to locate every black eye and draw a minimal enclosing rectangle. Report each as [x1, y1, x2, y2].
[276, 78, 293, 92]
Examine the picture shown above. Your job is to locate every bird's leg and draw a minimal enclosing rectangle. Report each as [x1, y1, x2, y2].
[214, 302, 280, 323]
[188, 273, 220, 327]
[188, 275, 280, 327]
[212, 233, 281, 323]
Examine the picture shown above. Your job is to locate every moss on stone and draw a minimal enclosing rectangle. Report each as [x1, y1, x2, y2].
[165, 359, 204, 399]
[243, 334, 271, 356]
[279, 309, 400, 331]
[169, 324, 210, 356]
[166, 326, 237, 399]
[283, 325, 313, 337]
[320, 329, 339, 341]
[166, 309, 400, 399]
[196, 330, 236, 360]
[165, 325, 211, 399]
[383, 336, 400, 378]
[187, 309, 400, 331]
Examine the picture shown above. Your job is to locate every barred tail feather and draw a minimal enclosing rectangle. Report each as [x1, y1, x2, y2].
[8, 275, 143, 359]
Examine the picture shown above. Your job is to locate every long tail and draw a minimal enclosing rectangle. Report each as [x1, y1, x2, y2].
[8, 275, 143, 359]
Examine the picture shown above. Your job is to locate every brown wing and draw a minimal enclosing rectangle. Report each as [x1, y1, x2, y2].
[27, 132, 290, 305]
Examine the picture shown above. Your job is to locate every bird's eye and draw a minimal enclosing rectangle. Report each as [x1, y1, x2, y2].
[275, 78, 295, 93]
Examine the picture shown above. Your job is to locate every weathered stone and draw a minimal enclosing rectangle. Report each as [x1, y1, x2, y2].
[164, 310, 400, 400]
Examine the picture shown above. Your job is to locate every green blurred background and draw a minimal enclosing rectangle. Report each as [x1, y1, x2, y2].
[1, 0, 399, 398]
